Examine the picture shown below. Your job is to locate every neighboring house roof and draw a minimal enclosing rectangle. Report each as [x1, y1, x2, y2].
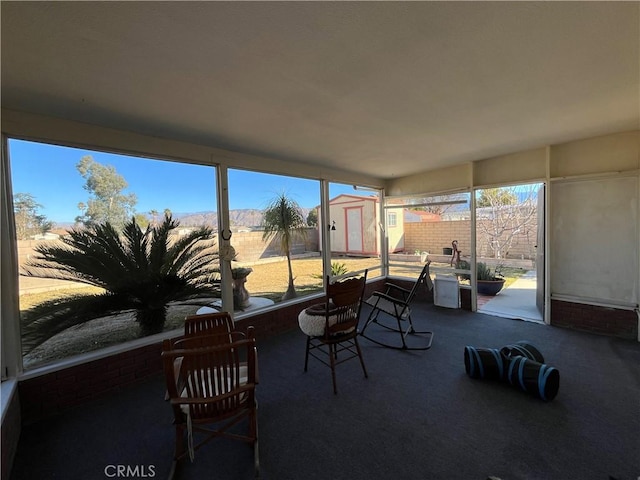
[404, 210, 441, 222]
[328, 194, 378, 205]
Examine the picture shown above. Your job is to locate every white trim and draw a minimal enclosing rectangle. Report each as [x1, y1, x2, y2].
[549, 169, 639, 183]
[0, 379, 18, 424]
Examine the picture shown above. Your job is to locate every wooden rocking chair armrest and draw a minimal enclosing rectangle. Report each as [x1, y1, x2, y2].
[369, 290, 410, 307]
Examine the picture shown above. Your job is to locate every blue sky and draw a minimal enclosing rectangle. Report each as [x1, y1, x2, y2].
[8, 139, 360, 224]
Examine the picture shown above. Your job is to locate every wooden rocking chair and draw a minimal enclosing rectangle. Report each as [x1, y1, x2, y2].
[162, 327, 259, 478]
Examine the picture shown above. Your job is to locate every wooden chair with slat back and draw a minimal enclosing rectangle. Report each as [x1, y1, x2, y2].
[164, 312, 251, 403]
[162, 326, 259, 478]
[299, 270, 368, 394]
[181, 311, 258, 383]
[184, 311, 235, 339]
[360, 261, 434, 350]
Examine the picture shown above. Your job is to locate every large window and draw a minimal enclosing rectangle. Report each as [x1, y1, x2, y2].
[327, 183, 382, 280]
[227, 169, 322, 309]
[385, 192, 471, 281]
[4, 139, 385, 372]
[8, 139, 219, 369]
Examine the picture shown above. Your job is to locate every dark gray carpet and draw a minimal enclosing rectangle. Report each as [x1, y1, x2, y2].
[10, 301, 640, 480]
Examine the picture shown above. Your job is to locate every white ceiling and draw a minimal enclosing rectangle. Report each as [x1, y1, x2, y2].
[2, 1, 638, 179]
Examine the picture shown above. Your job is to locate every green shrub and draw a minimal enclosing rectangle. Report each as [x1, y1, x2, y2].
[477, 262, 503, 281]
[456, 260, 504, 281]
[312, 261, 349, 279]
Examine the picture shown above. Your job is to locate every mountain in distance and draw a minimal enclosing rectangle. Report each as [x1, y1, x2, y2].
[175, 208, 313, 229]
[52, 208, 314, 232]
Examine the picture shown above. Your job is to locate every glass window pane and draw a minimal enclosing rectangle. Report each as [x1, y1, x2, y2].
[9, 139, 219, 369]
[327, 183, 382, 280]
[386, 192, 471, 281]
[227, 169, 322, 310]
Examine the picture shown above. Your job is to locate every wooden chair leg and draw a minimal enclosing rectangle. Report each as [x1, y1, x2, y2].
[355, 338, 368, 378]
[329, 343, 338, 394]
[168, 460, 178, 480]
[254, 440, 260, 478]
[175, 425, 184, 461]
[168, 425, 184, 480]
[252, 407, 260, 478]
[304, 336, 310, 372]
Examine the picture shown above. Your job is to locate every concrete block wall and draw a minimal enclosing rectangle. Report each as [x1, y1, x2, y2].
[231, 229, 318, 263]
[404, 220, 537, 260]
[404, 221, 472, 257]
[18, 220, 538, 276]
[16, 239, 36, 265]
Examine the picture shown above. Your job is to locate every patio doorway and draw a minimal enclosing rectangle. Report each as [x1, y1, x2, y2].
[475, 183, 544, 323]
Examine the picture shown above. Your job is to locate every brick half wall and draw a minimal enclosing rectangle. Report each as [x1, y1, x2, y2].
[550, 299, 638, 340]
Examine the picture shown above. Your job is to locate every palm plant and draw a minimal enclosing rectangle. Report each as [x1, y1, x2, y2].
[262, 192, 307, 300]
[476, 261, 504, 281]
[20, 215, 220, 353]
[312, 261, 349, 279]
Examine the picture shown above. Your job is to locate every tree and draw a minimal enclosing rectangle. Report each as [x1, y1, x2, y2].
[75, 155, 137, 231]
[149, 209, 159, 226]
[133, 213, 150, 229]
[262, 192, 307, 300]
[306, 208, 318, 227]
[477, 188, 517, 208]
[20, 215, 220, 351]
[406, 193, 468, 217]
[476, 185, 537, 259]
[13, 193, 54, 240]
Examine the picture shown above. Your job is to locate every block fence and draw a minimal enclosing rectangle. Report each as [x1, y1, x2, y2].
[403, 219, 537, 260]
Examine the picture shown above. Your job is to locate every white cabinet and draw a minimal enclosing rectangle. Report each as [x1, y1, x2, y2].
[434, 275, 460, 309]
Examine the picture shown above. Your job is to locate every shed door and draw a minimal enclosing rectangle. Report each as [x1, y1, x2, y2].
[346, 207, 363, 252]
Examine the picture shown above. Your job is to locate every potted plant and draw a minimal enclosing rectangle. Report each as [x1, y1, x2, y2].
[476, 262, 505, 296]
[455, 260, 505, 296]
[231, 267, 253, 309]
